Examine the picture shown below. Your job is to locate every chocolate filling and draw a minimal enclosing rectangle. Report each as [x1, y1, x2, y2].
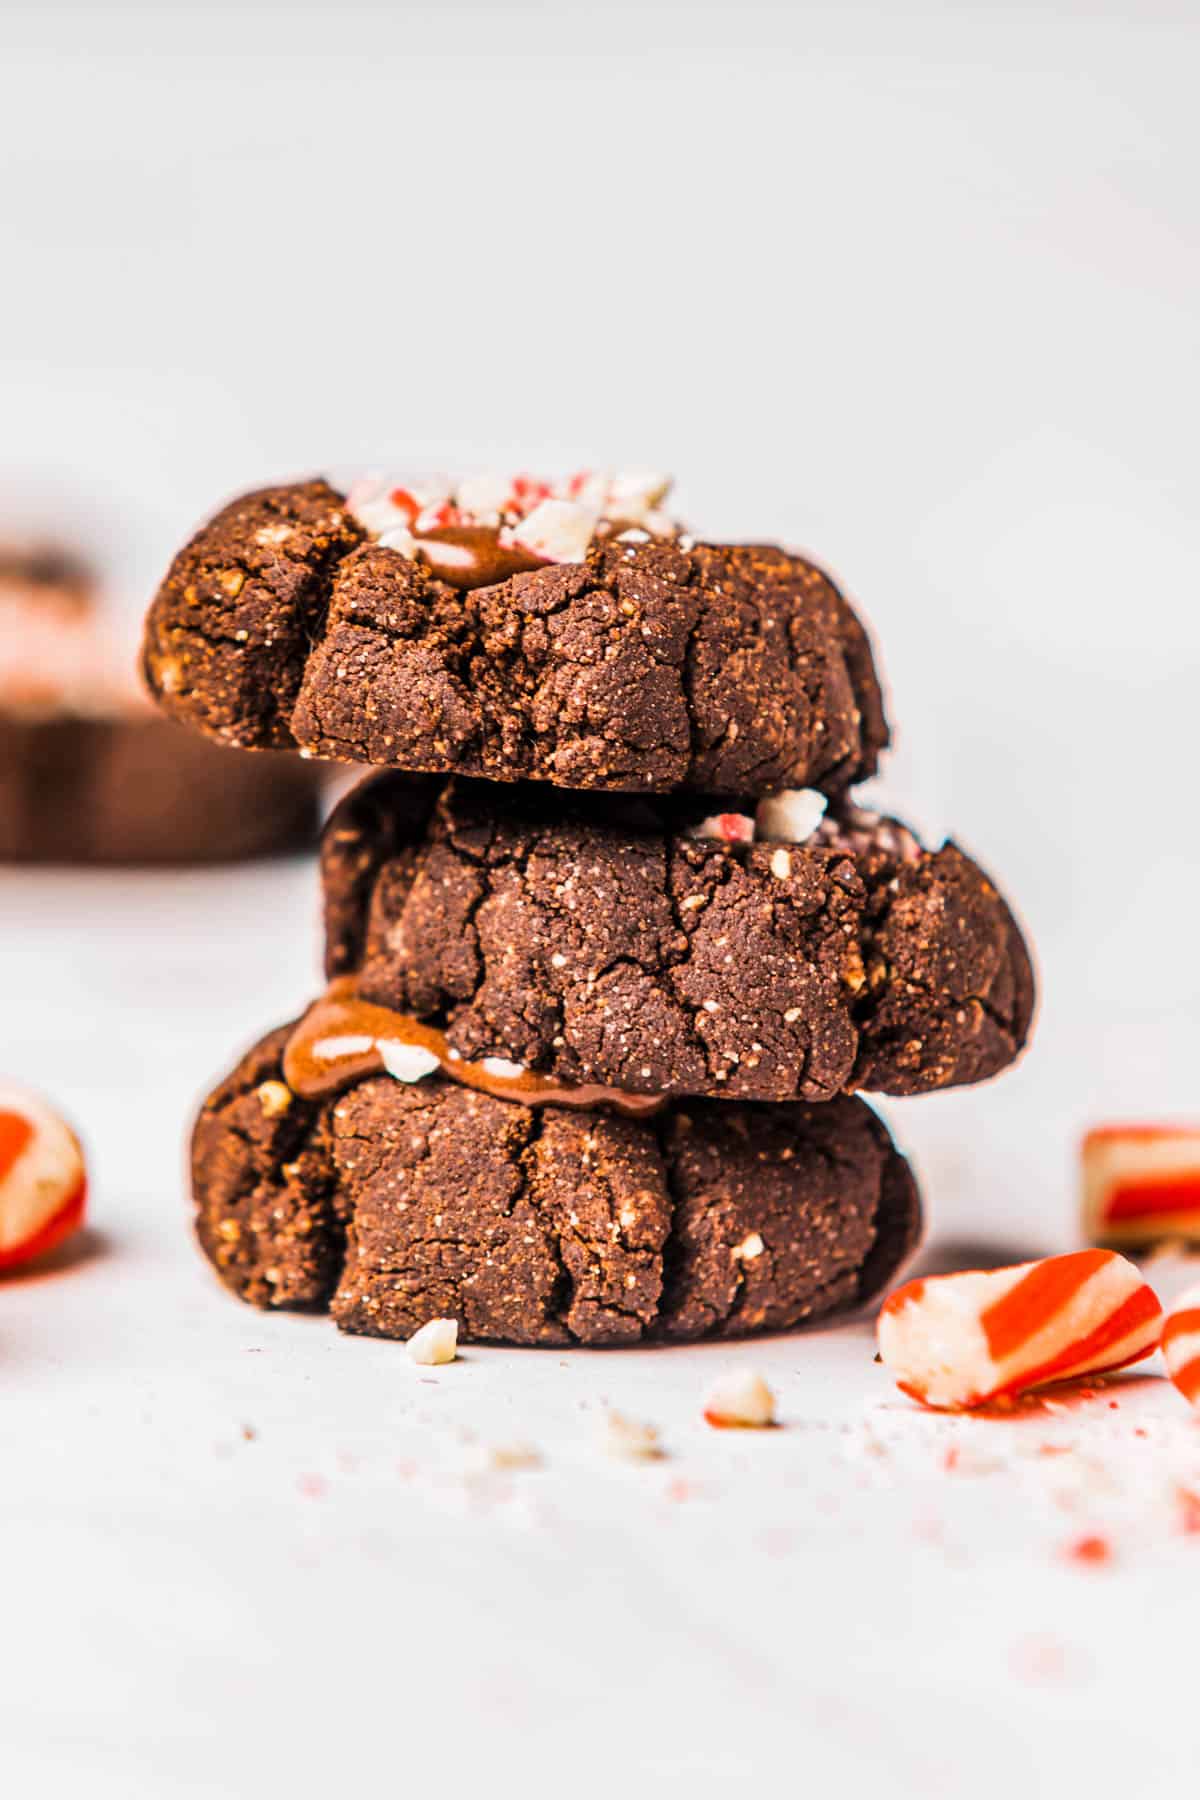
[392, 519, 667, 591]
[283, 977, 667, 1119]
[407, 525, 547, 590]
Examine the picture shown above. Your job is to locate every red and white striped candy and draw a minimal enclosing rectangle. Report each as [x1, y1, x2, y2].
[690, 812, 755, 846]
[1162, 1282, 1200, 1407]
[1081, 1124, 1200, 1246]
[877, 1250, 1162, 1411]
[0, 1085, 87, 1271]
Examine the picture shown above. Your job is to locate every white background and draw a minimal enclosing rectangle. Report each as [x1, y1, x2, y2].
[2, 3, 1198, 1794]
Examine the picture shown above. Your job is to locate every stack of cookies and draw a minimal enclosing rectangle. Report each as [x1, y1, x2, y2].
[141, 472, 1034, 1346]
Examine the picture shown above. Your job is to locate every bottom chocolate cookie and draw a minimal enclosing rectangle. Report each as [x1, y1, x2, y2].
[192, 1023, 922, 1346]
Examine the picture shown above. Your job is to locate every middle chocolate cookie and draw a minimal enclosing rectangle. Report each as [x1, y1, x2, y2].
[320, 774, 1035, 1105]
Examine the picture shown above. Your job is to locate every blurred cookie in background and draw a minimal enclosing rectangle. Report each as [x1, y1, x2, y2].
[0, 536, 321, 863]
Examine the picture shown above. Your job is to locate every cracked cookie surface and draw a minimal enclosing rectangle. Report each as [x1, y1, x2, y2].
[141, 480, 888, 795]
[192, 1025, 921, 1346]
[322, 774, 1035, 1103]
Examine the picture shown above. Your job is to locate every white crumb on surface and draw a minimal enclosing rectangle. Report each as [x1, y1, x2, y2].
[407, 1318, 459, 1365]
[481, 1442, 543, 1471]
[600, 1410, 663, 1460]
[703, 1368, 777, 1428]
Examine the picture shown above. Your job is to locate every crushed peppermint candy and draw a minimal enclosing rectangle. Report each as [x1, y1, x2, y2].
[685, 793, 927, 865]
[379, 1041, 441, 1084]
[407, 1317, 459, 1365]
[508, 498, 596, 565]
[344, 469, 676, 569]
[703, 1368, 777, 1429]
[687, 791, 828, 850]
[0, 581, 149, 719]
[813, 804, 925, 865]
[600, 1410, 664, 1461]
[480, 1056, 526, 1082]
[690, 812, 756, 845]
[755, 789, 828, 843]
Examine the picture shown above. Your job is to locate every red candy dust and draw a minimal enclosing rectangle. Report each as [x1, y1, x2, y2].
[1064, 1534, 1113, 1566]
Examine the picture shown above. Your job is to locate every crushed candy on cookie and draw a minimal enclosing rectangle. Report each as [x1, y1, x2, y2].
[344, 469, 676, 574]
[755, 789, 828, 843]
[683, 793, 922, 859]
[877, 1250, 1162, 1412]
[690, 811, 756, 845]
[812, 803, 924, 864]
[0, 1084, 87, 1271]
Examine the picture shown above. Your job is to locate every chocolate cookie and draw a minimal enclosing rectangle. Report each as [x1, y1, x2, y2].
[319, 773, 1035, 1104]
[0, 713, 319, 863]
[0, 534, 321, 862]
[141, 477, 888, 795]
[192, 1023, 921, 1345]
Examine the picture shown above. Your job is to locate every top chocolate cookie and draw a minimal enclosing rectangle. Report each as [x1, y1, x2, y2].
[140, 472, 889, 796]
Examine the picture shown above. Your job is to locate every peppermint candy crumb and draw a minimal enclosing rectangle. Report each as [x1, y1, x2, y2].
[406, 1317, 459, 1366]
[344, 468, 677, 569]
[755, 789, 828, 843]
[690, 812, 755, 845]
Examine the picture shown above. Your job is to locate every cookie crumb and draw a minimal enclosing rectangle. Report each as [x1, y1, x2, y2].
[703, 1368, 776, 1429]
[732, 1231, 765, 1261]
[407, 1317, 459, 1365]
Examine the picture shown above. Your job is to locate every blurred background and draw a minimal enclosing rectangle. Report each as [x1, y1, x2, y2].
[2, 0, 1197, 1245]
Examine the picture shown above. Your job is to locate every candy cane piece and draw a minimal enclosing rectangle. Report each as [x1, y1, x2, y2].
[1081, 1124, 1200, 1246]
[877, 1250, 1162, 1411]
[0, 1085, 87, 1271]
[1162, 1282, 1200, 1407]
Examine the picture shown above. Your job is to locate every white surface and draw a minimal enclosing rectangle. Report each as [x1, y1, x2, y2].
[2, 861, 1200, 1800]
